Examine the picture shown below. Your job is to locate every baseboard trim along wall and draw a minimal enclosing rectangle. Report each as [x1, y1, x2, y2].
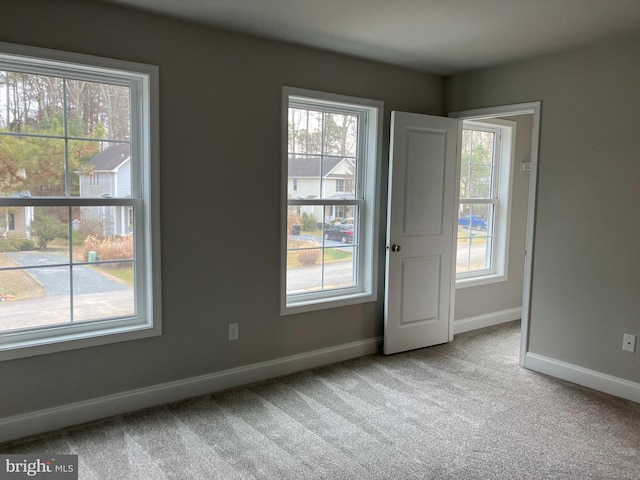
[0, 336, 382, 444]
[525, 352, 640, 404]
[454, 306, 522, 335]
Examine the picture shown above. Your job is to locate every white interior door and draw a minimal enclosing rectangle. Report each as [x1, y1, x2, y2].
[384, 112, 460, 355]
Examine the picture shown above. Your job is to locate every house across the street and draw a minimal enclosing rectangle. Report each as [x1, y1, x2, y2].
[288, 156, 355, 223]
[78, 143, 132, 237]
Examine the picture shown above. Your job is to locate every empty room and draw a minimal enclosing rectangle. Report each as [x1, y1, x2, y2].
[0, 0, 639, 478]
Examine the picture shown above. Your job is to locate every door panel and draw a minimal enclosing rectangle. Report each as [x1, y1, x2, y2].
[404, 129, 446, 235]
[401, 256, 440, 324]
[384, 112, 459, 355]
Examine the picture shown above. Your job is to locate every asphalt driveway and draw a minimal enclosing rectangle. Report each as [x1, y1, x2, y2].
[8, 251, 128, 296]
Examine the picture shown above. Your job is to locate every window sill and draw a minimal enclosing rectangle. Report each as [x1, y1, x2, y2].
[0, 320, 160, 361]
[282, 290, 376, 316]
[456, 273, 507, 289]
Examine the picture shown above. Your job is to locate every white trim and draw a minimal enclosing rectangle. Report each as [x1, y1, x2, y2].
[0, 337, 381, 444]
[525, 352, 640, 404]
[454, 306, 521, 334]
[281, 87, 383, 315]
[0, 42, 161, 360]
[455, 118, 515, 286]
[449, 102, 541, 367]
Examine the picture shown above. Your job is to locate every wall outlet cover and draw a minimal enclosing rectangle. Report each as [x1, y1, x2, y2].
[622, 333, 636, 353]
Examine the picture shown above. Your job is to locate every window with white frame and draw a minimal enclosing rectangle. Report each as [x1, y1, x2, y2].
[0, 43, 160, 360]
[282, 87, 382, 314]
[456, 119, 514, 287]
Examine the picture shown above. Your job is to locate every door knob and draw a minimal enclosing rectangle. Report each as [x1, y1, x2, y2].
[391, 244, 401, 253]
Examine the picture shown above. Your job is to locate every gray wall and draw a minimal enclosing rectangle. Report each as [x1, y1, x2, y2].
[0, 0, 444, 418]
[454, 115, 532, 321]
[447, 35, 640, 383]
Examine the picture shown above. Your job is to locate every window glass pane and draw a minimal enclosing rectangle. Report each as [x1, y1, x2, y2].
[0, 206, 70, 267]
[456, 238, 471, 273]
[73, 262, 134, 322]
[323, 113, 358, 157]
[323, 157, 356, 200]
[286, 204, 359, 295]
[287, 107, 357, 201]
[73, 142, 131, 198]
[460, 128, 495, 200]
[322, 205, 356, 245]
[0, 70, 64, 135]
[457, 203, 493, 274]
[468, 165, 493, 198]
[323, 246, 356, 289]
[287, 247, 322, 294]
[75, 222, 133, 264]
[467, 130, 494, 165]
[288, 108, 322, 156]
[65, 80, 130, 141]
[0, 266, 71, 331]
[288, 156, 320, 199]
[0, 135, 65, 197]
[75, 203, 133, 240]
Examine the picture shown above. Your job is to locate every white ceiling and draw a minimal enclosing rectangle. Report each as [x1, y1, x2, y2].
[105, 0, 640, 75]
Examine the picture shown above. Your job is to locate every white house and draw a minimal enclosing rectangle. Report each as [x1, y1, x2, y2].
[288, 156, 355, 224]
[78, 143, 132, 237]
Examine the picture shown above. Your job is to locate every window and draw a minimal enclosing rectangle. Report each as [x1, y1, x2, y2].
[282, 87, 382, 314]
[0, 43, 160, 360]
[456, 119, 514, 287]
[292, 178, 298, 191]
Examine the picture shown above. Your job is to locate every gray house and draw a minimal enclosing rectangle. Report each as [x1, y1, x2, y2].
[79, 143, 132, 237]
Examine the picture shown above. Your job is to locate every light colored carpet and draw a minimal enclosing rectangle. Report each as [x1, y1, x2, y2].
[2, 321, 640, 479]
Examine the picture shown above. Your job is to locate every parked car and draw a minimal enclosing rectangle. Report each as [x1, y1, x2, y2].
[324, 224, 354, 243]
[458, 215, 488, 230]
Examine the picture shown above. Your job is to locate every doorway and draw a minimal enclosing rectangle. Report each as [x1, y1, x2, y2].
[450, 103, 541, 366]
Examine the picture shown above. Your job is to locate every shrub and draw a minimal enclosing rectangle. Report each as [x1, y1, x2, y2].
[301, 212, 317, 231]
[32, 215, 66, 249]
[297, 249, 320, 266]
[82, 235, 133, 266]
[12, 238, 35, 251]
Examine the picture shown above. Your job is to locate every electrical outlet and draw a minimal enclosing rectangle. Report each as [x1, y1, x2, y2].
[622, 333, 636, 353]
[228, 323, 239, 341]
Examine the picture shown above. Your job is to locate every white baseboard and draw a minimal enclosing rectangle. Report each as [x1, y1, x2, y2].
[454, 306, 521, 334]
[525, 352, 640, 404]
[0, 337, 382, 444]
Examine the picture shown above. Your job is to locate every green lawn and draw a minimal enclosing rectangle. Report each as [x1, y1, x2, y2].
[287, 247, 352, 268]
[98, 266, 134, 285]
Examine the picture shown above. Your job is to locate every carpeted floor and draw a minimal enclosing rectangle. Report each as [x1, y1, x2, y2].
[2, 321, 640, 479]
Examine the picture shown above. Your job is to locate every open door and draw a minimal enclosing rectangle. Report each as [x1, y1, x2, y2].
[384, 112, 460, 355]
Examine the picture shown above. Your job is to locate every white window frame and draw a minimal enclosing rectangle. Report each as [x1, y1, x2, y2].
[281, 87, 382, 315]
[456, 118, 515, 289]
[0, 42, 160, 360]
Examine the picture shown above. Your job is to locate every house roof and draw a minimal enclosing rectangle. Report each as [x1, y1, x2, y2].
[88, 144, 131, 172]
[288, 156, 354, 178]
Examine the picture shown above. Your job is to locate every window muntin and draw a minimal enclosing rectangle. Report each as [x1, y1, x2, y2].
[0, 43, 159, 359]
[456, 120, 513, 286]
[282, 88, 381, 313]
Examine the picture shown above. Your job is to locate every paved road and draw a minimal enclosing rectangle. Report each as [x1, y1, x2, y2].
[8, 251, 128, 295]
[0, 290, 134, 331]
